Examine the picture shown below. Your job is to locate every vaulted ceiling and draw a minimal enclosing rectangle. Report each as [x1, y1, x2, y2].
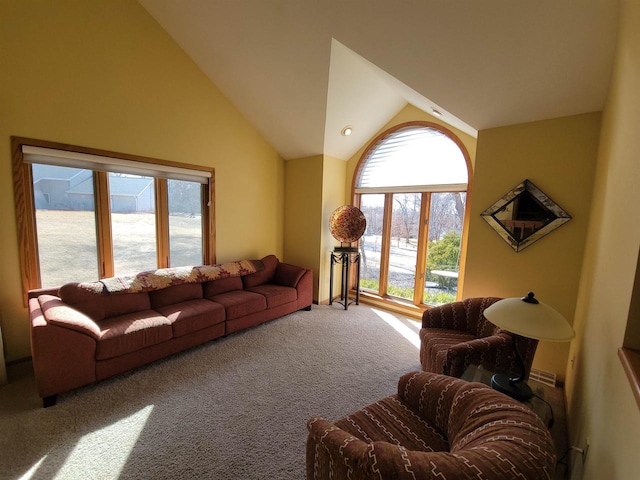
[139, 0, 619, 161]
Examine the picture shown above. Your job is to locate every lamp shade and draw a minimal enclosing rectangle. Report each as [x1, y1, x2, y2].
[483, 293, 575, 342]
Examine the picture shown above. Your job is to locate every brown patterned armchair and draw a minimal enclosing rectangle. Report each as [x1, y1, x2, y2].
[420, 297, 538, 380]
[307, 371, 556, 480]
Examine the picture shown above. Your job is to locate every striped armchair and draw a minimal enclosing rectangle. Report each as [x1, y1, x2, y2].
[420, 297, 538, 380]
[307, 371, 556, 480]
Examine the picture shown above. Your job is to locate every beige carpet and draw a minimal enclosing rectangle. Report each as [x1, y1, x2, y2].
[0, 305, 424, 479]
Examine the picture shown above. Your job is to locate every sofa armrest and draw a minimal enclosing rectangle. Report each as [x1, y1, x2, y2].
[30, 297, 98, 400]
[36, 295, 101, 339]
[273, 262, 306, 287]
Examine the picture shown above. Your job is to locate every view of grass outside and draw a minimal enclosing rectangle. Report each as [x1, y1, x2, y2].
[359, 191, 464, 306]
[168, 179, 203, 267]
[35, 210, 99, 288]
[35, 210, 202, 287]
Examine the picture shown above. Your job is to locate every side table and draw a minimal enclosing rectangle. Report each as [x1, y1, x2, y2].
[462, 364, 554, 428]
[329, 249, 360, 310]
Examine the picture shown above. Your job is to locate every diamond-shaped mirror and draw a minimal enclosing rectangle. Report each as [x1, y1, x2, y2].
[481, 180, 571, 252]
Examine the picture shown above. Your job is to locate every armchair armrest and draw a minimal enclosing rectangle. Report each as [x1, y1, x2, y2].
[439, 333, 511, 377]
[396, 371, 468, 434]
[308, 415, 492, 479]
[306, 417, 372, 479]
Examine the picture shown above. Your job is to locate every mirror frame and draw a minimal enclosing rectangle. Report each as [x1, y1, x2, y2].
[481, 179, 571, 252]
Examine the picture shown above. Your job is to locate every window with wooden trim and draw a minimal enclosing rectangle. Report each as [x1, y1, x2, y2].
[620, 245, 640, 410]
[12, 137, 215, 299]
[353, 122, 471, 308]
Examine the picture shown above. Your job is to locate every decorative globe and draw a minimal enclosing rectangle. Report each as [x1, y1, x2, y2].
[329, 205, 366, 243]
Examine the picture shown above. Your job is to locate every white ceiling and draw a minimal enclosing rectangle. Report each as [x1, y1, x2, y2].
[138, 0, 619, 161]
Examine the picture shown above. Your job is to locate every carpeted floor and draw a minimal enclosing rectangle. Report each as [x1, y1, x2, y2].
[0, 304, 568, 479]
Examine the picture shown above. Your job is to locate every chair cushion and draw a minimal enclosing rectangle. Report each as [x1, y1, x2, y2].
[334, 394, 449, 453]
[96, 310, 172, 360]
[245, 284, 297, 308]
[208, 290, 267, 320]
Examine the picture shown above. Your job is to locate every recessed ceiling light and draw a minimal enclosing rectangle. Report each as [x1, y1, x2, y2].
[341, 126, 353, 136]
[431, 108, 443, 117]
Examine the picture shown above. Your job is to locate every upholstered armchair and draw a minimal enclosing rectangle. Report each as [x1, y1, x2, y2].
[307, 371, 556, 480]
[420, 297, 538, 380]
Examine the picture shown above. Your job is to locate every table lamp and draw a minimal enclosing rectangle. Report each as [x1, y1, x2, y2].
[483, 292, 575, 401]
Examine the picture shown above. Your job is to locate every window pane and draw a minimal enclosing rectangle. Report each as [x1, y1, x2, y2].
[387, 193, 421, 300]
[168, 179, 203, 266]
[32, 164, 99, 286]
[357, 126, 468, 190]
[359, 194, 385, 292]
[424, 192, 466, 305]
[110, 173, 157, 275]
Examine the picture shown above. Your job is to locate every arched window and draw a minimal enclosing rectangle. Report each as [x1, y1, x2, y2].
[354, 122, 471, 307]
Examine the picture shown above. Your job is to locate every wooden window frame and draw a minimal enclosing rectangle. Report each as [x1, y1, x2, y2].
[619, 245, 640, 410]
[12, 137, 215, 304]
[351, 122, 472, 313]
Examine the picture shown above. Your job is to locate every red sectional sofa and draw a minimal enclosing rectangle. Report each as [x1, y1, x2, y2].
[28, 255, 312, 407]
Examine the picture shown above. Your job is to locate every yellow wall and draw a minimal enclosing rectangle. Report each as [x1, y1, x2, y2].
[283, 155, 324, 300]
[565, 0, 640, 477]
[283, 154, 346, 304]
[320, 155, 347, 303]
[0, 0, 284, 361]
[463, 113, 601, 381]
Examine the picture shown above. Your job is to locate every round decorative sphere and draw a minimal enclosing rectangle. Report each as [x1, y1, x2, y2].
[329, 205, 366, 243]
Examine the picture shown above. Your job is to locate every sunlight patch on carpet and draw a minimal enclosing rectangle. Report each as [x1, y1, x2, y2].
[18, 456, 46, 480]
[372, 309, 420, 349]
[53, 405, 154, 479]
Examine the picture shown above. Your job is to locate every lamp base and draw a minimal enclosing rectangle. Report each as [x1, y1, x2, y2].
[490, 373, 533, 401]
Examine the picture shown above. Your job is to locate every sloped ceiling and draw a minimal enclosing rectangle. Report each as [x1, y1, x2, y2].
[139, 0, 618, 161]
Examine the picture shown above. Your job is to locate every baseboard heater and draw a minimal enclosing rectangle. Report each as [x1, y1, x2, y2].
[529, 368, 557, 387]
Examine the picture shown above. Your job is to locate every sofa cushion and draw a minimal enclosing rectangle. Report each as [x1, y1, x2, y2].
[273, 262, 305, 287]
[242, 254, 278, 288]
[96, 310, 172, 360]
[334, 394, 449, 453]
[59, 282, 108, 321]
[245, 284, 297, 308]
[156, 299, 225, 337]
[149, 283, 203, 309]
[103, 292, 152, 319]
[208, 290, 267, 320]
[203, 276, 243, 298]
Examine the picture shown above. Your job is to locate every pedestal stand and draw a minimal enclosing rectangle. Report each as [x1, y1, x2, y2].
[329, 247, 361, 310]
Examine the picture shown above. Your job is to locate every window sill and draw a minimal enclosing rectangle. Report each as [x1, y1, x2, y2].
[358, 291, 425, 320]
[618, 347, 640, 410]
